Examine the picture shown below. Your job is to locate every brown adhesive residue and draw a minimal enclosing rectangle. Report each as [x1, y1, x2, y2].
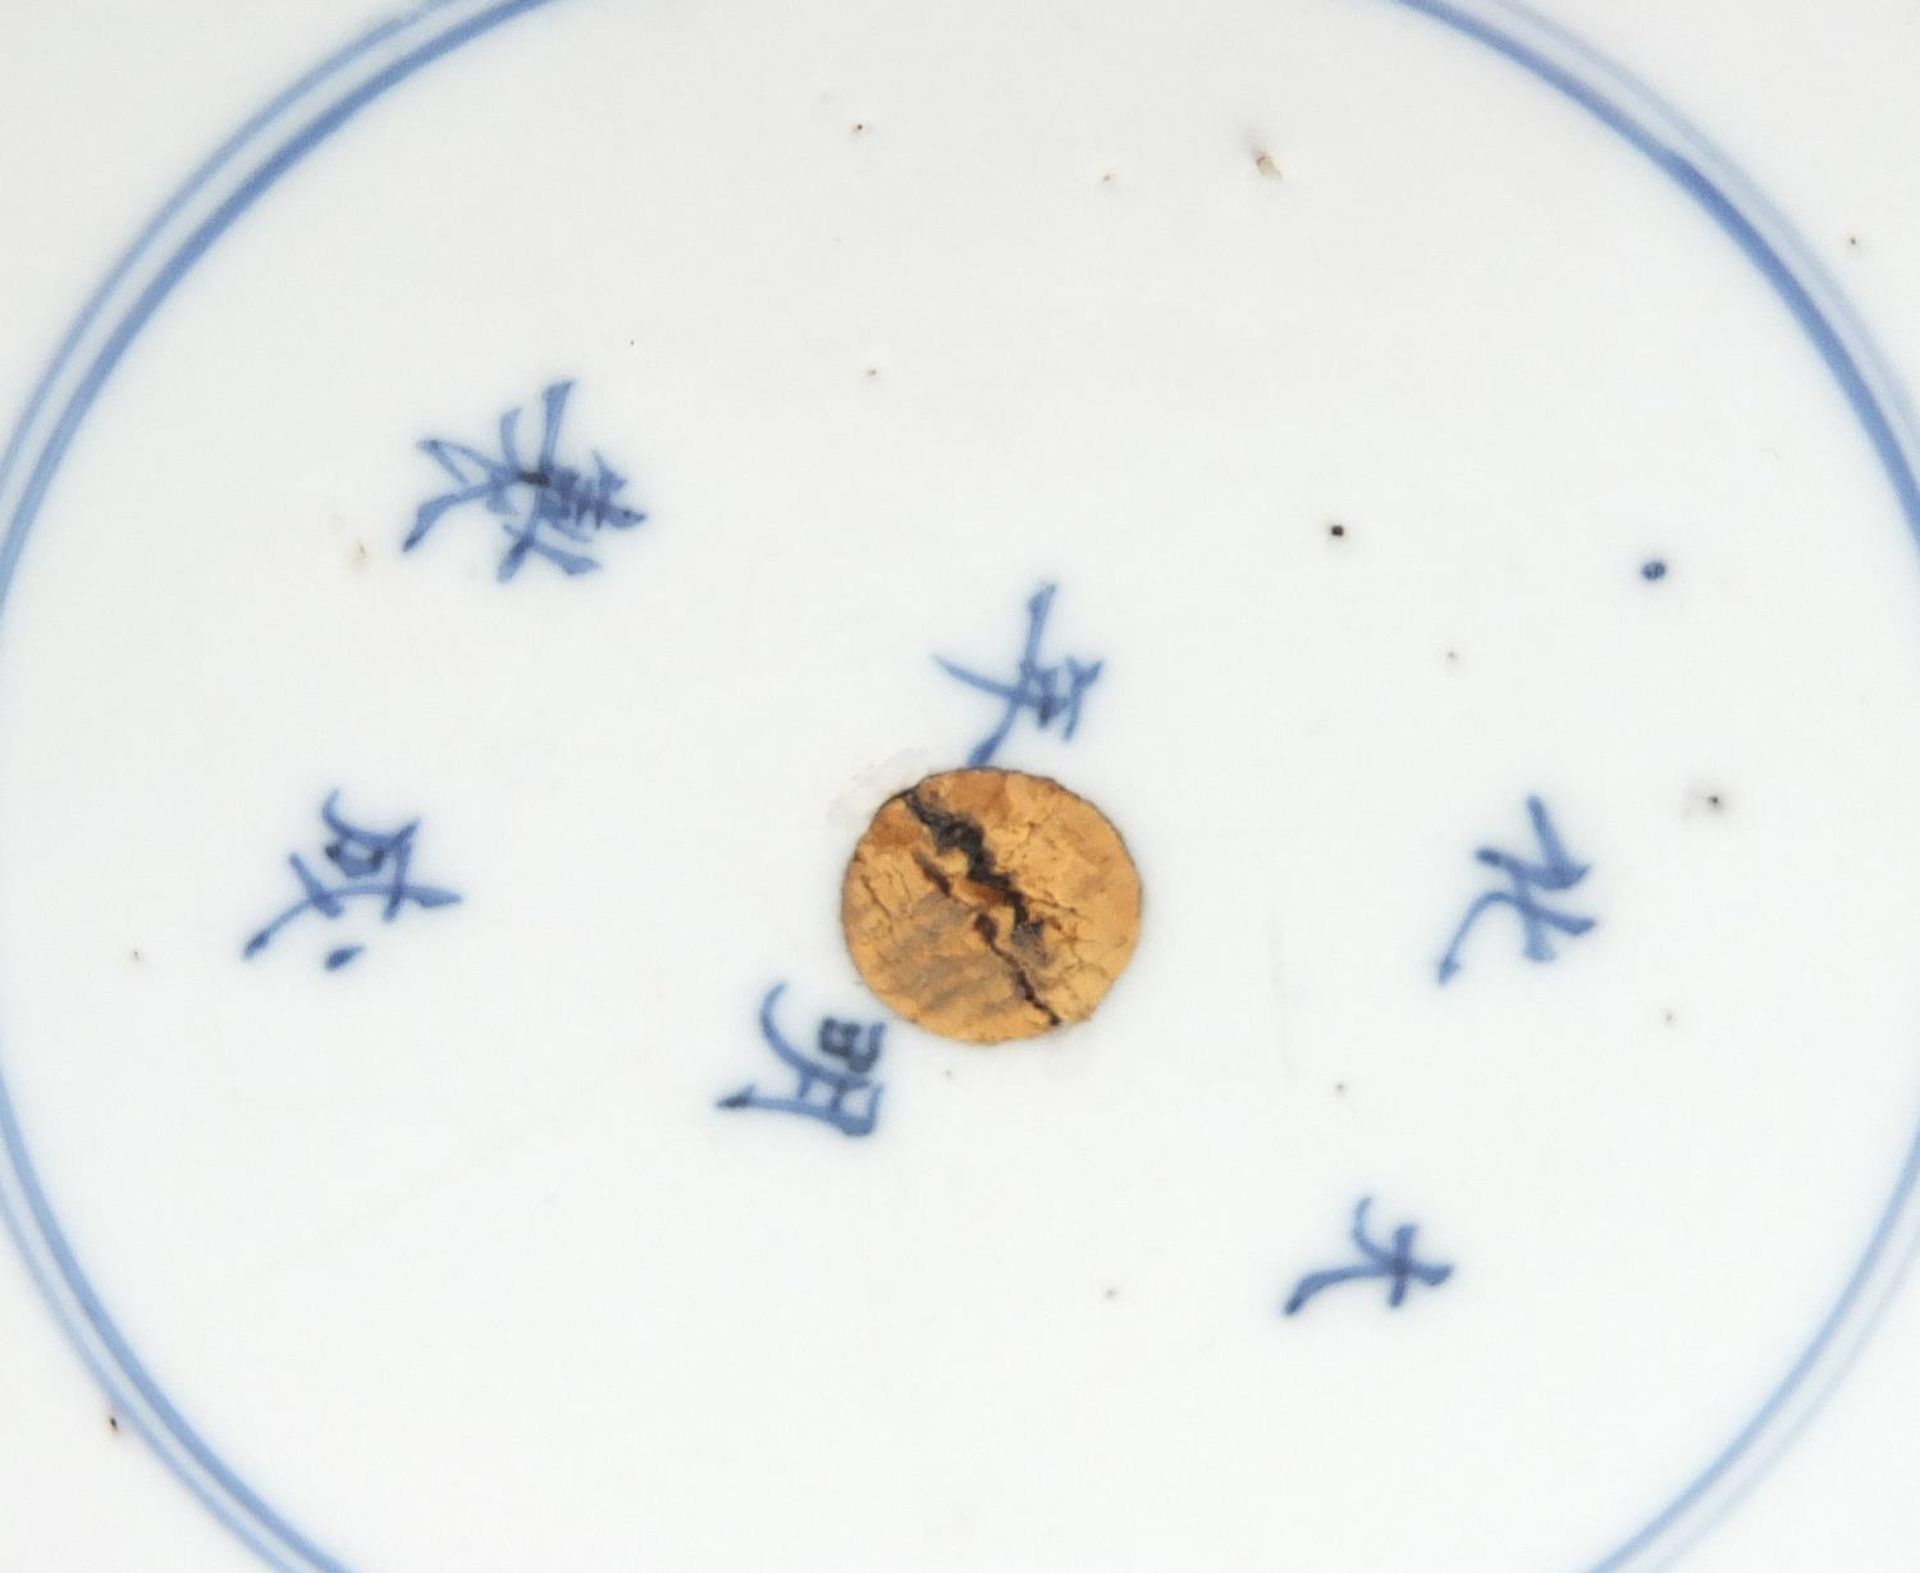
[840, 768, 1142, 1044]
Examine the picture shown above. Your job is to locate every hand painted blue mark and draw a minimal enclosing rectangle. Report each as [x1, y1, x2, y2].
[1642, 558, 1669, 581]
[242, 793, 460, 968]
[1437, 795, 1596, 984]
[1282, 1197, 1454, 1317]
[0, 5, 1902, 1573]
[718, 983, 886, 1137]
[936, 582, 1103, 767]
[404, 380, 645, 581]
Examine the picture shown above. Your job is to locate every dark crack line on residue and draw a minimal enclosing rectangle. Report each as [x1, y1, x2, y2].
[903, 789, 1039, 932]
[912, 850, 955, 898]
[904, 788, 1061, 1026]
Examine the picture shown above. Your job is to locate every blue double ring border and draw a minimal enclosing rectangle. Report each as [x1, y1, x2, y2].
[0, 1, 1915, 1567]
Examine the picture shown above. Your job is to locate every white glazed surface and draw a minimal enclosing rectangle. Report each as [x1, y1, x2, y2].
[2, 3, 1919, 1570]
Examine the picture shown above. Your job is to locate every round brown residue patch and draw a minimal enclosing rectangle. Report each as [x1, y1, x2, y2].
[840, 768, 1142, 1044]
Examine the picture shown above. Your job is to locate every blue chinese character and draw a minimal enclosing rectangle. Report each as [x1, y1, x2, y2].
[404, 380, 646, 582]
[718, 983, 886, 1137]
[1283, 1197, 1453, 1317]
[937, 583, 1103, 767]
[243, 793, 461, 970]
[1437, 795, 1595, 984]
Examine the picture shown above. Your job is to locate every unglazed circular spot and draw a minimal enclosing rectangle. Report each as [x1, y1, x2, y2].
[840, 769, 1142, 1044]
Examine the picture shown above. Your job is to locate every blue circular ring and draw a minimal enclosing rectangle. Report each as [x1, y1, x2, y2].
[0, 2, 1915, 1568]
